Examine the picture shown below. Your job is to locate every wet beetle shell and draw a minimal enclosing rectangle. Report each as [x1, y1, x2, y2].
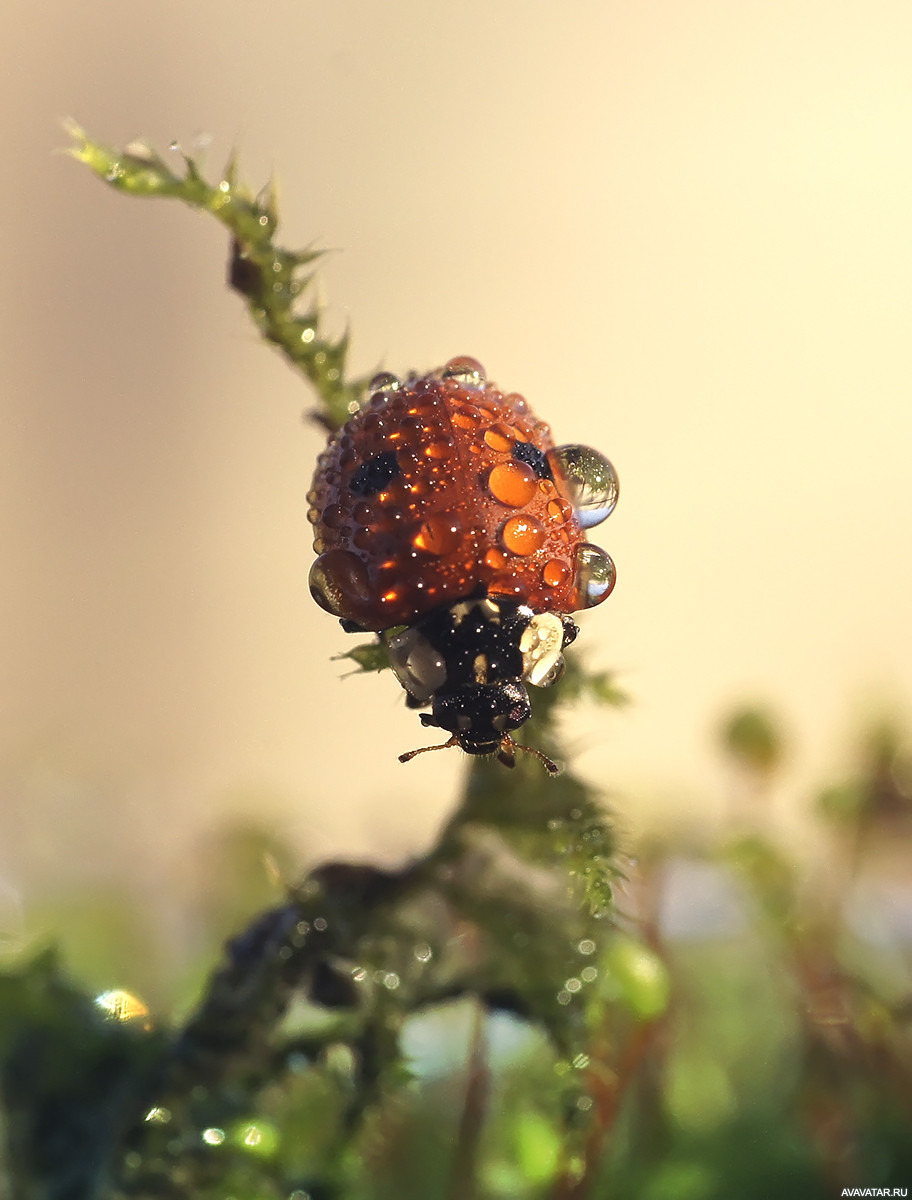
[307, 365, 615, 631]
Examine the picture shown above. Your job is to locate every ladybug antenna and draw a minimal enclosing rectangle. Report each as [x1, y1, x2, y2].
[398, 734, 561, 777]
[398, 735, 461, 765]
[500, 734, 562, 777]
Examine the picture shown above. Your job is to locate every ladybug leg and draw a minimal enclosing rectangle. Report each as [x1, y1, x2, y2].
[339, 617, 370, 634]
[502, 734, 562, 777]
[496, 742, 517, 770]
[398, 735, 460, 764]
[560, 615, 580, 648]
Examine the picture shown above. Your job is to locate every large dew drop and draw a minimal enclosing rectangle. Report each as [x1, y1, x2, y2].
[441, 355, 486, 387]
[574, 543, 616, 608]
[309, 549, 371, 618]
[550, 445, 619, 528]
[369, 371, 400, 396]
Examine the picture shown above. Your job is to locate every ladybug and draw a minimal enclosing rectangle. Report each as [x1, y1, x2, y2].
[307, 356, 618, 773]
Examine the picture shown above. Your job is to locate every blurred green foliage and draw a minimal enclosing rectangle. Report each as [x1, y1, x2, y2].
[2, 701, 910, 1198]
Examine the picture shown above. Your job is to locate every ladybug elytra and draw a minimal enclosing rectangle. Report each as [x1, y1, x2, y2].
[307, 356, 618, 773]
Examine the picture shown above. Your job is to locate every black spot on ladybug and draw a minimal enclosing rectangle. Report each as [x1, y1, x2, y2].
[512, 441, 552, 480]
[349, 451, 400, 497]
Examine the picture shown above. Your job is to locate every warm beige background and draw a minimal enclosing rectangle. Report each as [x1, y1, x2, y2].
[3, 1, 912, 915]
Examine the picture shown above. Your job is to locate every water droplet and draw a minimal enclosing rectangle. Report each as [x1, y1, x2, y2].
[486, 573, 524, 600]
[144, 1106, 171, 1124]
[546, 497, 574, 524]
[441, 355, 486, 386]
[321, 503, 345, 530]
[414, 512, 462, 556]
[313, 917, 328, 932]
[581, 966, 598, 983]
[414, 942, 433, 963]
[309, 549, 372, 618]
[542, 559, 570, 589]
[361, 411, 385, 434]
[124, 140, 157, 163]
[503, 391, 528, 413]
[574, 544, 616, 608]
[300, 327, 316, 343]
[557, 989, 572, 1006]
[484, 424, 515, 453]
[550, 445, 619, 528]
[519, 612, 565, 687]
[381, 971, 400, 990]
[423, 439, 453, 461]
[578, 938, 596, 955]
[386, 627, 447, 698]
[451, 403, 484, 429]
[370, 371, 400, 395]
[565, 977, 583, 994]
[484, 547, 507, 570]
[94, 988, 150, 1023]
[487, 462, 537, 507]
[501, 515, 545, 556]
[408, 476, 433, 497]
[201, 1127, 225, 1146]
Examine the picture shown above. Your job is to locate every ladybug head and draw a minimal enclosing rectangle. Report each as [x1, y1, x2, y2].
[399, 684, 559, 771]
[423, 679, 531, 757]
[387, 599, 572, 775]
[398, 728, 560, 774]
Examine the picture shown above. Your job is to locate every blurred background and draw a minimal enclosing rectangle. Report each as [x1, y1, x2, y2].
[2, 0, 912, 993]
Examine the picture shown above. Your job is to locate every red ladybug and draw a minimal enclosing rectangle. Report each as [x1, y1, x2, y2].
[307, 356, 618, 773]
